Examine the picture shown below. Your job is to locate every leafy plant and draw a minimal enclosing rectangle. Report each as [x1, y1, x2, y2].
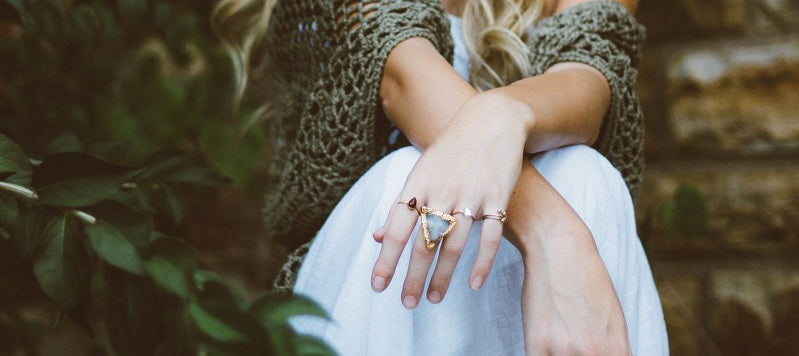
[0, 0, 270, 191]
[658, 183, 709, 239]
[0, 133, 333, 355]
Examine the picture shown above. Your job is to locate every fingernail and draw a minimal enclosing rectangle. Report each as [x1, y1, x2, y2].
[372, 276, 386, 292]
[470, 276, 483, 290]
[428, 290, 442, 304]
[402, 295, 418, 309]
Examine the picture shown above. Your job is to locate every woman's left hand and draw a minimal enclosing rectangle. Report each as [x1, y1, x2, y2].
[370, 92, 531, 308]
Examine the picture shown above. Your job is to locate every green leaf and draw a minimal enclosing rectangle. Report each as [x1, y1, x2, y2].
[32, 152, 144, 207]
[87, 201, 153, 256]
[143, 256, 192, 299]
[672, 184, 709, 238]
[293, 334, 336, 356]
[0, 133, 31, 174]
[5, 172, 32, 189]
[87, 220, 144, 275]
[21, 206, 53, 256]
[140, 151, 230, 187]
[659, 184, 709, 239]
[136, 183, 184, 228]
[157, 183, 184, 228]
[0, 191, 19, 229]
[33, 214, 89, 310]
[249, 293, 330, 326]
[188, 302, 249, 343]
[159, 166, 231, 187]
[149, 235, 197, 271]
[194, 270, 247, 309]
[45, 133, 84, 154]
[105, 268, 160, 356]
[263, 324, 296, 356]
[142, 236, 197, 298]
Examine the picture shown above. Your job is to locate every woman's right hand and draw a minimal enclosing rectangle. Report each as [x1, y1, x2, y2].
[371, 91, 532, 308]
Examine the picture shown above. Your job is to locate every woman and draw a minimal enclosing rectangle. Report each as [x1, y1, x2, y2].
[213, 0, 668, 354]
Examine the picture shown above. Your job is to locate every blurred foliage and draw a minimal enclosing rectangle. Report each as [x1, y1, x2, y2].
[658, 183, 709, 240]
[0, 0, 332, 354]
[0, 133, 332, 355]
[0, 0, 270, 191]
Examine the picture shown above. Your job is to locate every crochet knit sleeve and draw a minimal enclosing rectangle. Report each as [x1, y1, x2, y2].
[526, 0, 646, 198]
[262, 0, 453, 249]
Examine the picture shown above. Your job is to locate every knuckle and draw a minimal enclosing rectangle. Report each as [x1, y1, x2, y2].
[429, 273, 451, 288]
[441, 242, 464, 256]
[372, 261, 394, 277]
[412, 242, 432, 256]
[608, 333, 631, 356]
[548, 334, 571, 354]
[529, 333, 552, 353]
[472, 261, 493, 276]
[403, 280, 425, 294]
[383, 232, 407, 247]
[484, 235, 502, 249]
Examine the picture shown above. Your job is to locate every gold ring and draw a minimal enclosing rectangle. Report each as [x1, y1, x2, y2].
[481, 209, 508, 223]
[420, 206, 456, 250]
[397, 197, 419, 213]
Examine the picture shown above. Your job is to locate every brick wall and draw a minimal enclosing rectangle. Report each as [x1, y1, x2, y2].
[635, 0, 799, 354]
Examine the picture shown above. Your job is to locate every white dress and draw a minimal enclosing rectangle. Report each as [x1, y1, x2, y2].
[292, 15, 669, 356]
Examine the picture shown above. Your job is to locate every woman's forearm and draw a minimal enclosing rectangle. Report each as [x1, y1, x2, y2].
[378, 37, 607, 245]
[380, 40, 611, 155]
[491, 63, 609, 153]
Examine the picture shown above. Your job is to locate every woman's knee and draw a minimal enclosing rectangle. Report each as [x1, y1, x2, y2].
[532, 145, 629, 202]
[530, 145, 635, 242]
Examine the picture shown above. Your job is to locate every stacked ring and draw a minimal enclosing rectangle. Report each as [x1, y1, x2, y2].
[452, 208, 474, 219]
[481, 209, 508, 223]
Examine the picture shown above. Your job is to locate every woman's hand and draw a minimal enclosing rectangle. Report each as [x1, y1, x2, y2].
[370, 92, 531, 308]
[508, 162, 632, 355]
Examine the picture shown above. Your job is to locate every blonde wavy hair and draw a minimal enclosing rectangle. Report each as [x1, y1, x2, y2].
[211, 0, 546, 100]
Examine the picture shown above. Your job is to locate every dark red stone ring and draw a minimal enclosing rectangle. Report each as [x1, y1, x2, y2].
[396, 197, 420, 214]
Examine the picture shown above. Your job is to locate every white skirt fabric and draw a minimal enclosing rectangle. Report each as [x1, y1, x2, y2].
[291, 145, 668, 355]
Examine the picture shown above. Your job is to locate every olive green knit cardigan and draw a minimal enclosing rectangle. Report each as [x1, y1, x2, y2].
[260, 0, 646, 251]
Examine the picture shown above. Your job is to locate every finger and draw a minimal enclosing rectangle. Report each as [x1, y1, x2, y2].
[372, 224, 387, 243]
[401, 224, 439, 309]
[426, 209, 474, 303]
[373, 200, 411, 243]
[469, 215, 504, 290]
[371, 201, 420, 292]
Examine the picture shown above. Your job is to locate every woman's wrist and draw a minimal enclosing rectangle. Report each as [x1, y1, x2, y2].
[443, 91, 534, 154]
[470, 90, 537, 141]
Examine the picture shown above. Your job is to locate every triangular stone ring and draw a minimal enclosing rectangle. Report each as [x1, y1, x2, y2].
[420, 206, 456, 250]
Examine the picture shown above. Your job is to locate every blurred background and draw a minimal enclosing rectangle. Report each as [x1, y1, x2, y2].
[0, 0, 797, 355]
[635, 0, 799, 354]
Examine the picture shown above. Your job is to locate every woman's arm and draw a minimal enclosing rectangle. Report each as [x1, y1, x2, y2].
[381, 0, 639, 153]
[374, 36, 631, 351]
[376, 33, 612, 302]
[372, 1, 640, 353]
[380, 41, 611, 154]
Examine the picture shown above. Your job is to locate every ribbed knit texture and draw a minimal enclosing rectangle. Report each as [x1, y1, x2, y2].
[262, 0, 645, 253]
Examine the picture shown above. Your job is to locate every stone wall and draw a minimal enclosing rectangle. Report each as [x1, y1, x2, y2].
[635, 0, 799, 354]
